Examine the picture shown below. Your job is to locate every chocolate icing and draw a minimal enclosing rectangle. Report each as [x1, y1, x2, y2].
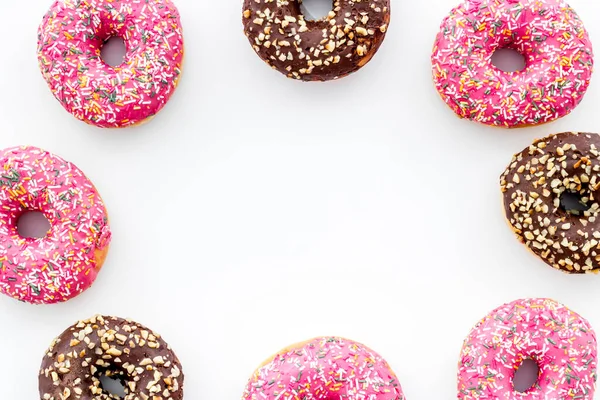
[39, 315, 183, 400]
[501, 132, 600, 274]
[242, 0, 390, 81]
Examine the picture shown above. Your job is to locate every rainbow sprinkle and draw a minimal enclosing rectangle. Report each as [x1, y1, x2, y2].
[243, 337, 405, 400]
[0, 146, 111, 304]
[37, 0, 184, 128]
[458, 298, 597, 399]
[431, 0, 593, 128]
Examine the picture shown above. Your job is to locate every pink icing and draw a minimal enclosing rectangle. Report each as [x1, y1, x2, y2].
[458, 298, 597, 399]
[37, 0, 184, 128]
[431, 0, 594, 127]
[0, 146, 111, 304]
[243, 337, 405, 400]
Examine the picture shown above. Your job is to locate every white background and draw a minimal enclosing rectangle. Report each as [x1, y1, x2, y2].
[2, 0, 600, 398]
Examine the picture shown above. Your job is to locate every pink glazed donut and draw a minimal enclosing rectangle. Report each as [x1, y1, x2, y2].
[458, 298, 597, 399]
[37, 0, 184, 128]
[243, 337, 406, 400]
[431, 0, 594, 128]
[0, 146, 111, 304]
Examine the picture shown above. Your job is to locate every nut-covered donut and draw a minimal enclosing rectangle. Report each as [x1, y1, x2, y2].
[500, 132, 600, 274]
[0, 146, 111, 304]
[458, 298, 597, 399]
[243, 336, 405, 400]
[39, 315, 184, 400]
[432, 0, 594, 128]
[242, 0, 390, 81]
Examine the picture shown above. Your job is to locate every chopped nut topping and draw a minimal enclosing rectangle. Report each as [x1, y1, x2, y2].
[501, 132, 600, 274]
[242, 0, 390, 80]
[39, 316, 184, 400]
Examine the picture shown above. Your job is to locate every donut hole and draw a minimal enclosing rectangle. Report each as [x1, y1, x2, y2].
[299, 0, 333, 20]
[513, 358, 539, 393]
[17, 211, 50, 239]
[491, 48, 526, 73]
[101, 37, 127, 67]
[99, 374, 127, 398]
[560, 190, 591, 214]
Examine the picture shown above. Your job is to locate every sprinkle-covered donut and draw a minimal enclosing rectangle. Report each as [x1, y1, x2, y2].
[458, 298, 597, 399]
[39, 315, 184, 400]
[243, 336, 405, 400]
[500, 132, 600, 274]
[37, 0, 184, 128]
[0, 146, 111, 304]
[242, 0, 390, 81]
[431, 0, 594, 128]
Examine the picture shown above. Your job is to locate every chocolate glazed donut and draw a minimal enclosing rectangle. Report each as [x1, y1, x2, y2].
[243, 0, 390, 81]
[39, 315, 183, 400]
[501, 132, 600, 274]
